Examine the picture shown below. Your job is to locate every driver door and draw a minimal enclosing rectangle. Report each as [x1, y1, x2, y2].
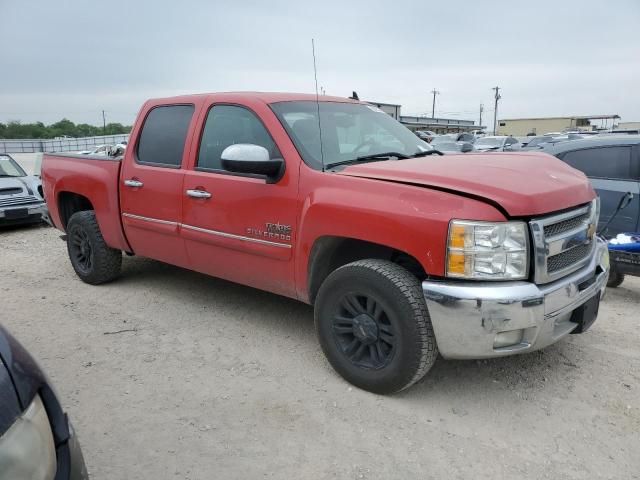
[181, 102, 299, 298]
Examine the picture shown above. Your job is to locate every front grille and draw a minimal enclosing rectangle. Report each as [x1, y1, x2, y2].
[547, 243, 592, 273]
[0, 195, 40, 208]
[530, 202, 596, 284]
[543, 212, 589, 237]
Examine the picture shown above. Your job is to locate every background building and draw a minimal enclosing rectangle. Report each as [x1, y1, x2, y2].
[497, 114, 620, 136]
[399, 115, 479, 133]
[367, 100, 483, 133]
[366, 101, 401, 120]
[615, 121, 640, 132]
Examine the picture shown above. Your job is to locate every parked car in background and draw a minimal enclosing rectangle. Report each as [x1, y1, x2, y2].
[542, 135, 640, 237]
[430, 136, 474, 153]
[521, 135, 555, 150]
[449, 132, 476, 143]
[414, 130, 436, 142]
[0, 324, 87, 479]
[78, 144, 111, 155]
[474, 135, 520, 152]
[0, 154, 47, 226]
[78, 144, 126, 157]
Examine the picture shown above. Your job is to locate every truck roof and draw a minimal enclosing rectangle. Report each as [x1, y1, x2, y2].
[144, 91, 359, 105]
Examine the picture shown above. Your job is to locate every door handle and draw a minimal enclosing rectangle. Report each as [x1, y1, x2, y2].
[124, 179, 144, 188]
[186, 189, 212, 199]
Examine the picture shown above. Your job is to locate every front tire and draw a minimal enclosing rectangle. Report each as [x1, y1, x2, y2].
[66, 211, 122, 285]
[607, 270, 625, 288]
[314, 259, 438, 394]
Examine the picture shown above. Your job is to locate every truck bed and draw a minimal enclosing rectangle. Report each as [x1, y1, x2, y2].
[41, 153, 131, 251]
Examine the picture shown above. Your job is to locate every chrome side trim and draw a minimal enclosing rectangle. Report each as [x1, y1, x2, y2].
[181, 224, 292, 248]
[121, 212, 178, 226]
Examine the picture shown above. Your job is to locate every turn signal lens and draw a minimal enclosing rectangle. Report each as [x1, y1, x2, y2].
[447, 252, 467, 275]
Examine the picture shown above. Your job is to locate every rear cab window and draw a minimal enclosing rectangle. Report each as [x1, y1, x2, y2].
[136, 105, 195, 167]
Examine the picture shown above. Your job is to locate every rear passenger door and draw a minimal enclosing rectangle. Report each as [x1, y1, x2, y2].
[120, 104, 198, 267]
[560, 145, 640, 235]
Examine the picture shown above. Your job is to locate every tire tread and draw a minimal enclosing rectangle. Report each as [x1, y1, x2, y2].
[67, 210, 121, 284]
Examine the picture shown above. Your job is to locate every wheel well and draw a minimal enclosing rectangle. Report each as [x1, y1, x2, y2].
[307, 236, 427, 304]
[58, 192, 94, 229]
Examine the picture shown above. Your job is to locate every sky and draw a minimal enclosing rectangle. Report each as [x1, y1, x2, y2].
[1, 0, 639, 131]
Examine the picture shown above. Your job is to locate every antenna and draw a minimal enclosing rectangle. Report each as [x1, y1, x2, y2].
[311, 38, 325, 171]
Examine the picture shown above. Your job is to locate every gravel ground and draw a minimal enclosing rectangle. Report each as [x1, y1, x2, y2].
[1, 223, 639, 479]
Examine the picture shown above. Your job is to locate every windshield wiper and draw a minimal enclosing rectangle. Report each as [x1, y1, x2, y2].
[412, 149, 444, 157]
[326, 152, 409, 169]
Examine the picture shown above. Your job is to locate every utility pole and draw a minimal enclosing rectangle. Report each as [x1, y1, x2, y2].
[479, 103, 484, 129]
[492, 86, 501, 135]
[102, 110, 106, 134]
[430, 89, 439, 118]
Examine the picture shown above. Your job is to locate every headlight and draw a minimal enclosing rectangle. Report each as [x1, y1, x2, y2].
[0, 395, 57, 480]
[446, 220, 529, 280]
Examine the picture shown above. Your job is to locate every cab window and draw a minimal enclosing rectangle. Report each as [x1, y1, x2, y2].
[136, 105, 194, 167]
[197, 105, 281, 171]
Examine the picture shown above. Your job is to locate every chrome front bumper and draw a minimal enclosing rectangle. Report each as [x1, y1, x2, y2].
[423, 237, 610, 359]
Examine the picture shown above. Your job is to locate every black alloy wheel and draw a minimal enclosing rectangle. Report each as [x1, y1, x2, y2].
[332, 293, 396, 370]
[69, 226, 93, 275]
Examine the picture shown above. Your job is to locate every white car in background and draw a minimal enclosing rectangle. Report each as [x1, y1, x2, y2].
[78, 144, 111, 155]
[0, 154, 47, 225]
[474, 135, 521, 152]
[78, 143, 127, 156]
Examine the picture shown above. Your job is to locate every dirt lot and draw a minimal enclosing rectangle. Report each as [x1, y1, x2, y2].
[1, 223, 639, 479]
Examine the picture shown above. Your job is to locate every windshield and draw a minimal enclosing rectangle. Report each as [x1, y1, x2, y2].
[271, 101, 432, 170]
[475, 137, 503, 147]
[0, 155, 27, 177]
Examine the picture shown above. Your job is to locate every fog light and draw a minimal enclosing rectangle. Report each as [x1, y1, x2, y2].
[493, 329, 524, 348]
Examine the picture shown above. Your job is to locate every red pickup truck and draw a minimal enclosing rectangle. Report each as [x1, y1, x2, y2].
[42, 92, 610, 393]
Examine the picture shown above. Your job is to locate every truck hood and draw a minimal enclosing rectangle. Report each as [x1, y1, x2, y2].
[335, 152, 595, 217]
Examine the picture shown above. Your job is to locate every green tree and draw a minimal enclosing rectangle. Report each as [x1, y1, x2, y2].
[0, 119, 131, 139]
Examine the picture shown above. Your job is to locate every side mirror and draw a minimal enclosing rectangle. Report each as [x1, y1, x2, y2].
[620, 191, 634, 210]
[460, 142, 473, 153]
[221, 144, 284, 183]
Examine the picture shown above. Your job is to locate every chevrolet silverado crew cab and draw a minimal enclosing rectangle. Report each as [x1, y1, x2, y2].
[42, 92, 610, 394]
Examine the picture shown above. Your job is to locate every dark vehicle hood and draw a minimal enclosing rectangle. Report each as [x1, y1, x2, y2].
[0, 325, 47, 411]
[0, 324, 85, 477]
[335, 152, 595, 217]
[0, 356, 21, 436]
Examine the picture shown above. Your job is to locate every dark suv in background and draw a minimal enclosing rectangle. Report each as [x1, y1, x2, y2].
[542, 136, 640, 236]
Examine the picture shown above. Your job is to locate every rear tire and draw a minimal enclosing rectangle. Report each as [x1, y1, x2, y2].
[314, 259, 438, 394]
[607, 270, 625, 288]
[66, 211, 121, 285]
